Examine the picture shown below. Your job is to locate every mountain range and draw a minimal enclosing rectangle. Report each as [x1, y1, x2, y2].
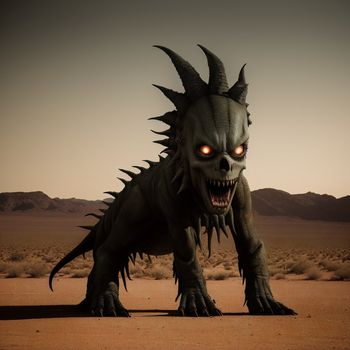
[0, 189, 349, 222]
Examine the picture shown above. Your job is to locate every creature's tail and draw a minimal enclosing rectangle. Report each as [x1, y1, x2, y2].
[49, 230, 95, 291]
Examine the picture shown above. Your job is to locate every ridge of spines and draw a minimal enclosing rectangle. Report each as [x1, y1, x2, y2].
[119, 168, 136, 179]
[148, 110, 177, 127]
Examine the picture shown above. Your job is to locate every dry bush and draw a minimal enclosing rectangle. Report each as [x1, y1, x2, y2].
[0, 261, 8, 273]
[71, 268, 90, 278]
[319, 259, 341, 272]
[129, 263, 145, 278]
[269, 267, 286, 277]
[288, 259, 313, 274]
[205, 268, 233, 280]
[273, 273, 286, 280]
[5, 262, 26, 278]
[332, 264, 350, 281]
[305, 267, 322, 280]
[284, 259, 297, 270]
[8, 252, 25, 262]
[25, 261, 49, 277]
[147, 264, 172, 280]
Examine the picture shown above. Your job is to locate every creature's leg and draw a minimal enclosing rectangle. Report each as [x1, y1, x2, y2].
[232, 176, 296, 315]
[173, 227, 222, 317]
[86, 247, 130, 317]
[86, 185, 150, 317]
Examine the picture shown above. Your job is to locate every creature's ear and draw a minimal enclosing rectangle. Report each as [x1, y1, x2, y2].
[228, 64, 248, 105]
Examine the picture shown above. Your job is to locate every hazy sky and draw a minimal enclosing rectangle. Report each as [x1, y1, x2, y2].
[1, 0, 349, 199]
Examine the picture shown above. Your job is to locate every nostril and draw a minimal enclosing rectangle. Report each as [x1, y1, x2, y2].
[219, 158, 230, 172]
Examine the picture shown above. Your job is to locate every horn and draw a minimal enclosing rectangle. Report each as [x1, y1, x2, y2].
[154, 45, 207, 101]
[197, 45, 228, 94]
[152, 84, 189, 112]
[228, 64, 248, 104]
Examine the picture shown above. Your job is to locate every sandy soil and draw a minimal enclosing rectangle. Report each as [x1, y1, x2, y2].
[0, 278, 349, 350]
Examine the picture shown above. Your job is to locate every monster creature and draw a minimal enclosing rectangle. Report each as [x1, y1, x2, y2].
[49, 45, 296, 317]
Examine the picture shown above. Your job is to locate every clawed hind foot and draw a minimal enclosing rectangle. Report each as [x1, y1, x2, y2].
[85, 282, 130, 317]
[177, 287, 222, 317]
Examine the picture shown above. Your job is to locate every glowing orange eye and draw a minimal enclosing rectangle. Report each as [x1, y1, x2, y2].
[232, 145, 245, 157]
[199, 145, 214, 156]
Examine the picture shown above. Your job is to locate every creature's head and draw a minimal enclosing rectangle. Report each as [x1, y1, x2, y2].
[151, 45, 251, 215]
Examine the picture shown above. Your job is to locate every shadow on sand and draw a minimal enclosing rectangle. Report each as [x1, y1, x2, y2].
[0, 305, 248, 320]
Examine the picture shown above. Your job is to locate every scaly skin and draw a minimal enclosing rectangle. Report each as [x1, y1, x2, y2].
[49, 45, 296, 317]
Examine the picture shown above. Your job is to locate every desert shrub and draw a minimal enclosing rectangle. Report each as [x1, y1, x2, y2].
[205, 268, 232, 280]
[342, 254, 350, 262]
[147, 264, 172, 280]
[223, 261, 232, 268]
[42, 255, 56, 263]
[0, 261, 8, 273]
[305, 267, 322, 280]
[60, 266, 72, 276]
[284, 259, 296, 270]
[319, 259, 341, 272]
[71, 268, 90, 278]
[333, 264, 350, 281]
[288, 259, 313, 274]
[5, 262, 26, 278]
[25, 262, 49, 277]
[273, 273, 286, 280]
[8, 252, 25, 262]
[129, 263, 145, 278]
[269, 267, 286, 276]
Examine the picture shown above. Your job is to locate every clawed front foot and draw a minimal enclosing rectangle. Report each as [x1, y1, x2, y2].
[247, 296, 296, 315]
[177, 286, 222, 317]
[90, 282, 130, 317]
[246, 277, 297, 316]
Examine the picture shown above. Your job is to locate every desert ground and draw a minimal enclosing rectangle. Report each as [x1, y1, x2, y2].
[0, 278, 349, 350]
[0, 212, 349, 349]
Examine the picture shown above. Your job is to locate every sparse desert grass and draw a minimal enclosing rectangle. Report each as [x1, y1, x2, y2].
[0, 244, 349, 281]
[8, 251, 25, 262]
[319, 259, 341, 271]
[147, 264, 172, 280]
[273, 273, 286, 280]
[304, 267, 322, 280]
[288, 259, 314, 274]
[71, 268, 90, 278]
[205, 268, 234, 280]
[332, 264, 350, 281]
[5, 262, 26, 278]
[25, 261, 49, 277]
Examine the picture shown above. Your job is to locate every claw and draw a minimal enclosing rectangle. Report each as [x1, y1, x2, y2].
[202, 309, 210, 317]
[178, 308, 185, 317]
[119, 307, 131, 317]
[98, 309, 104, 317]
[215, 308, 223, 316]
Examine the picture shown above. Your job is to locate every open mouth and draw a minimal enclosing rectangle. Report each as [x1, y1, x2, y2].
[206, 179, 236, 209]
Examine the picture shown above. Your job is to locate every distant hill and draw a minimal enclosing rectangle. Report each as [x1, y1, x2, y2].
[252, 188, 350, 222]
[0, 189, 349, 222]
[0, 191, 103, 215]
